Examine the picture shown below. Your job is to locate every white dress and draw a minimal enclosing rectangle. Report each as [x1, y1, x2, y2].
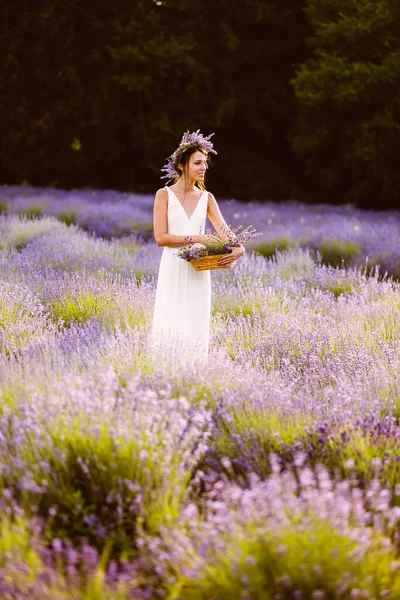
[151, 186, 211, 361]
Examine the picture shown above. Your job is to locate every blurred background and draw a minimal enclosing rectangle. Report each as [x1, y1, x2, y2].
[1, 0, 399, 209]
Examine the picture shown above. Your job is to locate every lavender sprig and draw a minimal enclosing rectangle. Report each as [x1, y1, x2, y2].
[176, 225, 262, 260]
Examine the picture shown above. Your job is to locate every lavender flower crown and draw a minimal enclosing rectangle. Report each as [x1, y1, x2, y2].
[160, 129, 217, 181]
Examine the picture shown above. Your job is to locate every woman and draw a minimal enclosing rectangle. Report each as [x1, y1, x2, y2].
[151, 130, 245, 360]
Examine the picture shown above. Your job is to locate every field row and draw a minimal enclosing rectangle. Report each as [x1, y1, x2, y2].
[0, 193, 399, 598]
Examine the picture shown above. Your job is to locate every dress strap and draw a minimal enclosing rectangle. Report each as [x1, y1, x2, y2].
[201, 189, 209, 213]
[165, 185, 174, 209]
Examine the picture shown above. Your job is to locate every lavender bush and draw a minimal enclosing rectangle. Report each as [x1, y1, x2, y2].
[0, 184, 399, 598]
[1, 184, 400, 277]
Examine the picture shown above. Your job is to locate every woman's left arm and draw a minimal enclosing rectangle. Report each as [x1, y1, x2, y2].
[207, 192, 245, 266]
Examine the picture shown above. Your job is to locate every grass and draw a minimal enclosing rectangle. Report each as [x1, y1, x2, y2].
[0, 412, 195, 557]
[323, 278, 354, 297]
[213, 299, 262, 317]
[252, 236, 296, 258]
[47, 288, 149, 328]
[48, 291, 110, 325]
[0, 516, 130, 599]
[302, 425, 400, 491]
[0, 197, 399, 597]
[121, 219, 153, 241]
[0, 215, 61, 249]
[395, 261, 400, 280]
[318, 238, 362, 267]
[176, 519, 400, 599]
[16, 202, 45, 218]
[36, 425, 155, 554]
[56, 207, 79, 226]
[203, 408, 310, 481]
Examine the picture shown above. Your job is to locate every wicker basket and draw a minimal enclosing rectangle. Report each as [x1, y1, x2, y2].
[188, 253, 236, 271]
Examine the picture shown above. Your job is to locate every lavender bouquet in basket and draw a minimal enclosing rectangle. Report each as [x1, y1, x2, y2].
[176, 225, 262, 271]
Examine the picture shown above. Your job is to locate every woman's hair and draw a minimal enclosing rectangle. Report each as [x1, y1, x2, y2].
[161, 130, 216, 185]
[174, 144, 208, 191]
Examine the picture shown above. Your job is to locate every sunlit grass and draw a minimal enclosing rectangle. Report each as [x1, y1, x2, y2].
[0, 388, 211, 559]
[0, 215, 61, 249]
[252, 235, 296, 258]
[0, 282, 54, 354]
[46, 285, 149, 329]
[48, 291, 112, 325]
[207, 408, 310, 479]
[176, 519, 400, 599]
[324, 278, 353, 297]
[318, 238, 362, 267]
[119, 219, 153, 241]
[0, 516, 131, 599]
[56, 207, 79, 226]
[0, 195, 399, 596]
[16, 202, 45, 218]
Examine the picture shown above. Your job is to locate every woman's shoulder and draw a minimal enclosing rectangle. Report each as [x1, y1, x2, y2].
[206, 190, 217, 202]
[155, 186, 168, 194]
[155, 187, 168, 198]
[154, 187, 168, 208]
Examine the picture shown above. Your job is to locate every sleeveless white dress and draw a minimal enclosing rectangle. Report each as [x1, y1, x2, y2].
[151, 186, 211, 361]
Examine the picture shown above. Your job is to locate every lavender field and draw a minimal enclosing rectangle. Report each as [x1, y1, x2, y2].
[0, 185, 400, 599]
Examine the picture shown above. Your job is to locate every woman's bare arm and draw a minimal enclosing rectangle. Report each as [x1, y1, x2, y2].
[206, 192, 232, 240]
[207, 192, 245, 265]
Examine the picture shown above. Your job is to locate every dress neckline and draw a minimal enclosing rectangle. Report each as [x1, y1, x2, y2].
[167, 186, 206, 221]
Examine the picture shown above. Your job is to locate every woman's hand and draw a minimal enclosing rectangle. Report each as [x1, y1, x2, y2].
[218, 245, 245, 267]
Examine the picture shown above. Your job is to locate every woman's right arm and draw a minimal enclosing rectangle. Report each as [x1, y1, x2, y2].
[153, 188, 210, 248]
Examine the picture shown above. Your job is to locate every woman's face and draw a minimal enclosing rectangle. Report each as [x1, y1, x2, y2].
[184, 150, 208, 182]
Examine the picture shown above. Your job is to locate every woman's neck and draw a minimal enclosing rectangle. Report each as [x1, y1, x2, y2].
[173, 178, 198, 193]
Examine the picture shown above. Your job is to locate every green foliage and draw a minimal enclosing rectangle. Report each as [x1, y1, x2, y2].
[0, 516, 130, 598]
[2, 0, 399, 206]
[0, 418, 185, 556]
[16, 202, 45, 218]
[292, 0, 400, 207]
[179, 520, 400, 599]
[304, 426, 400, 492]
[56, 208, 79, 226]
[121, 219, 153, 241]
[47, 288, 148, 328]
[318, 238, 362, 267]
[205, 407, 400, 504]
[325, 279, 353, 297]
[0, 1, 309, 200]
[0, 216, 60, 250]
[0, 199, 8, 214]
[394, 261, 400, 281]
[207, 408, 308, 480]
[49, 291, 108, 324]
[36, 426, 151, 553]
[252, 236, 296, 258]
[0, 386, 20, 414]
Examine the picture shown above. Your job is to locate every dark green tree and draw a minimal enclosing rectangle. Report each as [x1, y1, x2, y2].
[292, 0, 400, 209]
[0, 1, 155, 188]
[98, 0, 310, 198]
[0, 1, 81, 185]
[0, 0, 309, 199]
[156, 0, 310, 200]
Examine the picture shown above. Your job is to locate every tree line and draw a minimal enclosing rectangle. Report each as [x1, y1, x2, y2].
[1, 0, 399, 209]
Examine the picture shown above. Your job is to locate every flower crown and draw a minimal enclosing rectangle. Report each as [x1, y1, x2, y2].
[160, 129, 217, 181]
